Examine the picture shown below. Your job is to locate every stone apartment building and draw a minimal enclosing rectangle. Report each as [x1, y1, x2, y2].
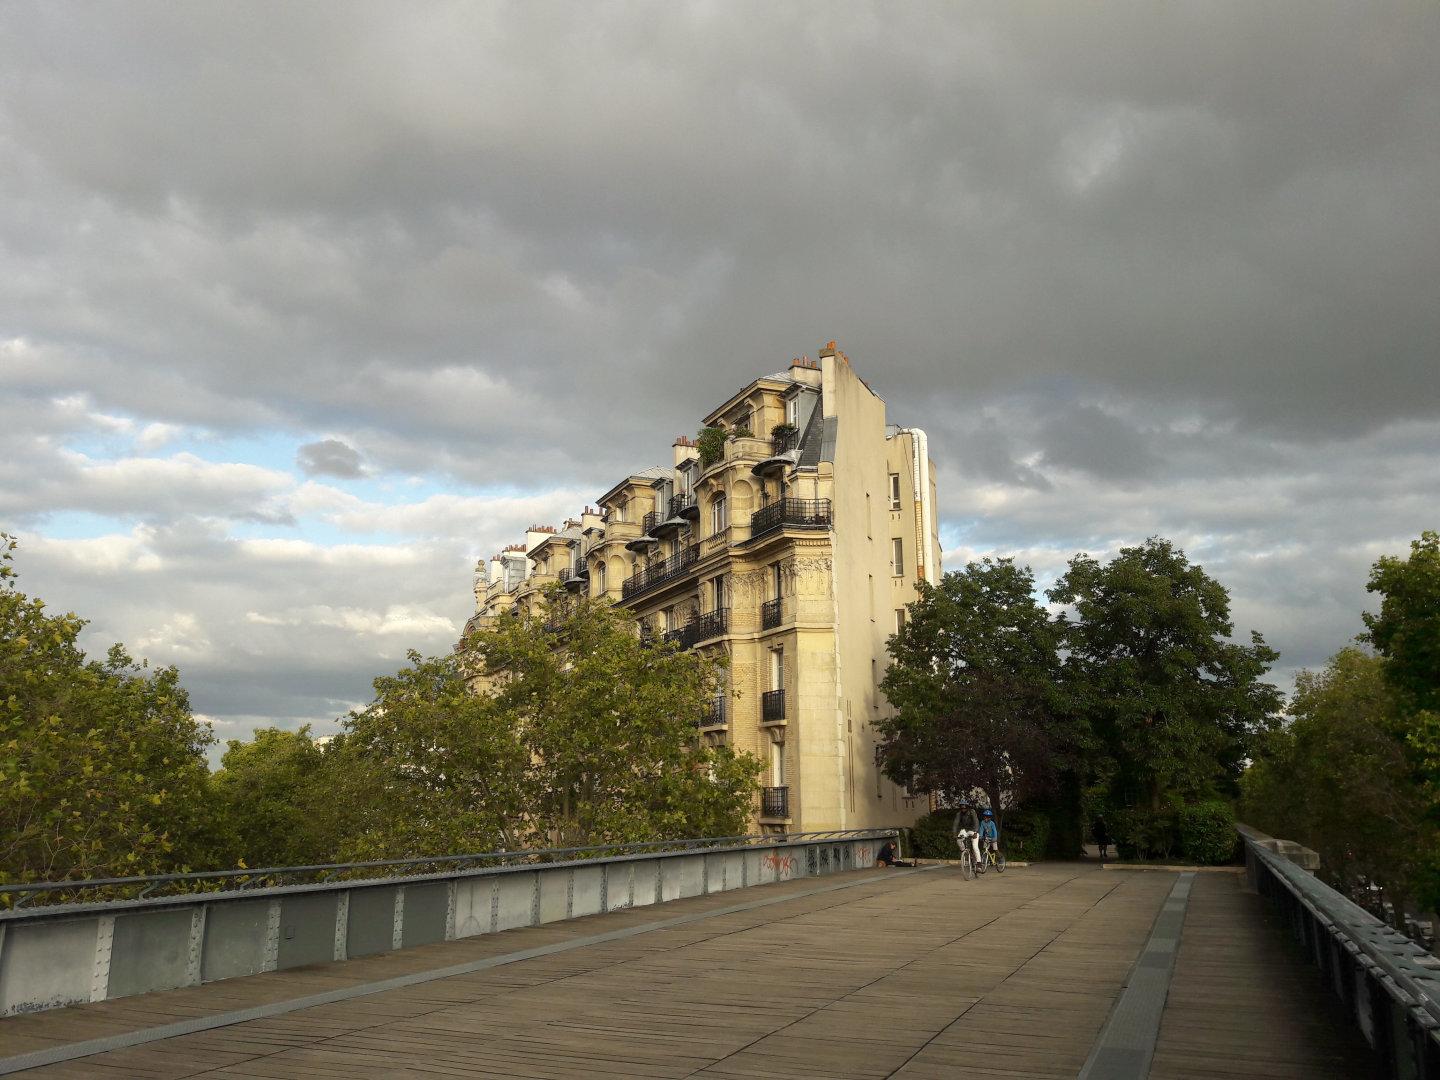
[466, 342, 940, 833]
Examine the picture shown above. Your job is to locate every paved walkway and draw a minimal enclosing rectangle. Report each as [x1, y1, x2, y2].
[0, 864, 1374, 1078]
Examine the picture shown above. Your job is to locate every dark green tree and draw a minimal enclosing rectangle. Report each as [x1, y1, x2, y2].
[877, 558, 1066, 821]
[1050, 538, 1282, 822]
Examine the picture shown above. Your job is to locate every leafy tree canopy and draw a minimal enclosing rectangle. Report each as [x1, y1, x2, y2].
[878, 558, 1066, 817]
[1364, 530, 1440, 713]
[1242, 647, 1430, 909]
[1049, 537, 1282, 810]
[0, 534, 219, 883]
[212, 726, 339, 869]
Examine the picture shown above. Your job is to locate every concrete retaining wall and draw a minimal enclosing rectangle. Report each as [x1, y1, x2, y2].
[0, 834, 890, 1016]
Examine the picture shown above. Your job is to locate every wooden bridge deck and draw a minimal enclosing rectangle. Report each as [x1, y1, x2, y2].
[0, 864, 1375, 1079]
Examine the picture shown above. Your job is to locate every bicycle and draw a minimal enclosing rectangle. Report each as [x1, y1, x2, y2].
[976, 839, 1006, 875]
[955, 830, 978, 880]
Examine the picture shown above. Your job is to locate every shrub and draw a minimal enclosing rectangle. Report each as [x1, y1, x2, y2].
[999, 808, 1050, 862]
[696, 426, 727, 467]
[908, 809, 958, 859]
[1179, 800, 1239, 865]
[1109, 807, 1178, 861]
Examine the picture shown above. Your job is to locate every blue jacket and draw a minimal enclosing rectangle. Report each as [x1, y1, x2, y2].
[979, 819, 999, 842]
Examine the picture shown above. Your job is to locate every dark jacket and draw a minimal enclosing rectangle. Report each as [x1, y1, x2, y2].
[952, 807, 979, 834]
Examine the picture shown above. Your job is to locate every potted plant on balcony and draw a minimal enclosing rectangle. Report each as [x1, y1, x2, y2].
[696, 424, 727, 468]
[771, 422, 799, 452]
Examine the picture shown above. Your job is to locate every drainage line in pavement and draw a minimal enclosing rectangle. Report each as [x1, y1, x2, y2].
[1077, 871, 1195, 1080]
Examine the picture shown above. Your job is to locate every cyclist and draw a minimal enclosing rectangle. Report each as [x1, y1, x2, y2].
[979, 809, 1000, 861]
[952, 800, 980, 866]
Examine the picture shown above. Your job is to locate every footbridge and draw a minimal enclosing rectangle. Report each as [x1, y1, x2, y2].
[0, 827, 1431, 1078]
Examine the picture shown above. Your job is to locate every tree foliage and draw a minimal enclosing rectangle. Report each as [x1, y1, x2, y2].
[0, 535, 218, 883]
[212, 726, 339, 868]
[326, 590, 763, 859]
[878, 558, 1065, 819]
[1241, 647, 1430, 908]
[1050, 537, 1282, 814]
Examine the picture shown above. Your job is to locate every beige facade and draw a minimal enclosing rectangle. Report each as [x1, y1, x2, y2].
[465, 343, 940, 833]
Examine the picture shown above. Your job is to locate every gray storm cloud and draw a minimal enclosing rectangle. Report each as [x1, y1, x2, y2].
[1, 2, 1436, 736]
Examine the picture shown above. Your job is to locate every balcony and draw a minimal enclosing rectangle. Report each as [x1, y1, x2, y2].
[664, 607, 729, 649]
[698, 696, 726, 729]
[627, 511, 662, 552]
[622, 543, 699, 600]
[669, 493, 696, 519]
[761, 786, 790, 819]
[761, 597, 782, 631]
[752, 428, 802, 476]
[749, 498, 832, 541]
[761, 688, 785, 722]
[559, 564, 588, 591]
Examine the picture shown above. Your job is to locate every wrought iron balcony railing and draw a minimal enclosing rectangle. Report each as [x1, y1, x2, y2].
[761, 597, 782, 630]
[669, 493, 696, 519]
[664, 607, 729, 649]
[621, 543, 699, 600]
[771, 429, 799, 455]
[761, 786, 789, 818]
[698, 697, 726, 729]
[761, 688, 785, 722]
[642, 510, 661, 536]
[749, 498, 832, 540]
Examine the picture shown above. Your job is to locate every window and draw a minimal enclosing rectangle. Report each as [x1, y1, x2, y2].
[614, 498, 627, 523]
[892, 538, 905, 577]
[895, 608, 907, 634]
[712, 574, 726, 611]
[711, 493, 728, 534]
[770, 648, 784, 691]
[889, 473, 902, 510]
[770, 740, 785, 786]
[772, 562, 783, 601]
[593, 561, 606, 594]
[785, 396, 797, 426]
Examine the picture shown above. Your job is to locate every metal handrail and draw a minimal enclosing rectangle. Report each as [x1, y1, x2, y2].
[749, 497, 831, 540]
[1, 828, 894, 911]
[1240, 824, 1440, 1063]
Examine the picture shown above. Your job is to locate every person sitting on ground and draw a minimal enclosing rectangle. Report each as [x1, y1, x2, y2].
[979, 809, 1000, 856]
[876, 840, 913, 868]
[952, 799, 981, 865]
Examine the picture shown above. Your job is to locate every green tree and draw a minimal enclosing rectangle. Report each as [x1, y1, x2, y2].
[337, 590, 762, 860]
[1364, 530, 1440, 713]
[212, 726, 340, 868]
[0, 535, 219, 884]
[1363, 530, 1440, 910]
[471, 591, 761, 846]
[877, 558, 1065, 820]
[334, 651, 532, 860]
[1050, 538, 1282, 819]
[1241, 648, 1430, 921]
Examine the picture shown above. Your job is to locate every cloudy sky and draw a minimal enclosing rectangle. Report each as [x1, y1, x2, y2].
[3, 3, 1437, 756]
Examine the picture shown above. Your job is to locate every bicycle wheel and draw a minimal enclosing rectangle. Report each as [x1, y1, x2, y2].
[996, 853, 1007, 873]
[959, 850, 974, 881]
[975, 850, 988, 875]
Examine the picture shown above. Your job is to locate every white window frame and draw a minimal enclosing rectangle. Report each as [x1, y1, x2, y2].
[889, 473, 902, 510]
[712, 493, 728, 534]
[892, 538, 905, 577]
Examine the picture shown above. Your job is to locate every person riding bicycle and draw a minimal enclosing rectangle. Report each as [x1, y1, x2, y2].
[952, 800, 981, 865]
[979, 809, 1000, 857]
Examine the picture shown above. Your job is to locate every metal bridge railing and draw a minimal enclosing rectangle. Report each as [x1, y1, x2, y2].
[0, 828, 893, 912]
[1240, 823, 1440, 1077]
